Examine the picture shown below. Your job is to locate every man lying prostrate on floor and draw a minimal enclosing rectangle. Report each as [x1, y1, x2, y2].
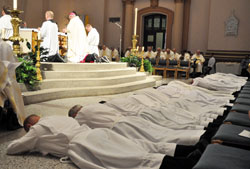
[7, 115, 172, 169]
[69, 104, 205, 147]
[205, 73, 247, 86]
[156, 81, 234, 107]
[104, 93, 222, 129]
[192, 73, 247, 94]
[133, 88, 226, 122]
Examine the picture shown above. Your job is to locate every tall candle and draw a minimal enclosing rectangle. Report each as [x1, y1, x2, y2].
[13, 0, 17, 10]
[134, 8, 138, 35]
[38, 31, 41, 40]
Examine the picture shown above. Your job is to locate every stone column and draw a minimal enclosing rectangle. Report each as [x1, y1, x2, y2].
[122, 0, 135, 51]
[172, 0, 184, 52]
[182, 0, 191, 50]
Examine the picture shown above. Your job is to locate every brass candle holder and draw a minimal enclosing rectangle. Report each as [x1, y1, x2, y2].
[131, 35, 138, 56]
[8, 9, 24, 56]
[139, 50, 145, 72]
[35, 39, 43, 81]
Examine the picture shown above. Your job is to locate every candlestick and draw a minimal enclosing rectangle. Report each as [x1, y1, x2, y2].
[37, 31, 41, 40]
[13, 0, 17, 10]
[134, 8, 138, 35]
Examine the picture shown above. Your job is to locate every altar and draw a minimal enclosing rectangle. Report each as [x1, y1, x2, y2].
[19, 28, 67, 57]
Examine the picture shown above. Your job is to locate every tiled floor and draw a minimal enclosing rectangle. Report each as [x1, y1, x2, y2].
[0, 78, 192, 169]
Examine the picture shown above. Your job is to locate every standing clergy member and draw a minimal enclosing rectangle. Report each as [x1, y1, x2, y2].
[64, 11, 89, 63]
[86, 24, 99, 56]
[7, 115, 167, 169]
[39, 11, 59, 59]
[0, 6, 13, 46]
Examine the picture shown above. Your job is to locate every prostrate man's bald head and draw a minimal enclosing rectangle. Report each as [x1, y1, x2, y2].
[68, 105, 83, 118]
[23, 114, 40, 132]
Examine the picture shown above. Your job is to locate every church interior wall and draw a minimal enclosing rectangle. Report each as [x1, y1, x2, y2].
[187, 0, 210, 53]
[158, 0, 175, 12]
[207, 0, 250, 51]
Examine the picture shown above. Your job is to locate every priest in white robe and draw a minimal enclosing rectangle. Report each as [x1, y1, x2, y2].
[0, 38, 25, 126]
[86, 24, 100, 56]
[69, 103, 205, 146]
[64, 12, 89, 63]
[0, 6, 13, 46]
[144, 46, 156, 59]
[39, 11, 59, 58]
[172, 48, 181, 61]
[111, 47, 119, 61]
[7, 115, 166, 169]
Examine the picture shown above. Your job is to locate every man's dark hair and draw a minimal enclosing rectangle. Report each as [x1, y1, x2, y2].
[3, 6, 10, 15]
[23, 114, 39, 132]
[68, 105, 82, 117]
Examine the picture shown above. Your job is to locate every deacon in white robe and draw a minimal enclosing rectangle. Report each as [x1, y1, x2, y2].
[86, 24, 100, 56]
[64, 12, 89, 63]
[191, 50, 205, 73]
[39, 11, 59, 57]
[166, 48, 174, 60]
[0, 39, 25, 126]
[0, 7, 13, 46]
[70, 103, 205, 146]
[104, 94, 210, 129]
[172, 48, 181, 61]
[7, 115, 166, 169]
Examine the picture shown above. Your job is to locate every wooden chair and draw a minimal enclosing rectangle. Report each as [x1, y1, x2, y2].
[153, 57, 167, 78]
[176, 61, 191, 79]
[166, 59, 177, 79]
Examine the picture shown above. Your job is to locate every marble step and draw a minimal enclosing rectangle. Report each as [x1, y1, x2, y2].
[41, 62, 128, 71]
[42, 67, 136, 79]
[39, 73, 146, 89]
[22, 77, 156, 105]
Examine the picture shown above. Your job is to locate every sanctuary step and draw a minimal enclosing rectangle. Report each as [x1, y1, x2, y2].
[21, 62, 159, 105]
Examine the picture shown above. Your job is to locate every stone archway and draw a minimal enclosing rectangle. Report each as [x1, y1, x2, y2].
[137, 7, 174, 49]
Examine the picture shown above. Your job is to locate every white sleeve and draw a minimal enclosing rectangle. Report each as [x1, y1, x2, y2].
[40, 22, 47, 39]
[7, 128, 38, 155]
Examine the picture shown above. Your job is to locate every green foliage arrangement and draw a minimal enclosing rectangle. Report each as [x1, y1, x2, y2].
[121, 55, 153, 73]
[15, 42, 48, 87]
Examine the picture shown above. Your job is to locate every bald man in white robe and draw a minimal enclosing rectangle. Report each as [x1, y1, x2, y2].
[0, 38, 25, 126]
[64, 12, 89, 63]
[7, 115, 167, 169]
[71, 103, 205, 146]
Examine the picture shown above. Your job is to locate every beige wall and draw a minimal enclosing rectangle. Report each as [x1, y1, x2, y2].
[187, 0, 210, 53]
[208, 0, 250, 51]
[103, 0, 123, 49]
[159, 0, 175, 12]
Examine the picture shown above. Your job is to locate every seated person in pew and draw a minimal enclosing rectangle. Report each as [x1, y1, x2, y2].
[156, 47, 166, 60]
[69, 104, 205, 146]
[165, 48, 174, 60]
[7, 115, 203, 169]
[144, 46, 156, 59]
[124, 46, 131, 57]
[191, 50, 205, 75]
[99, 45, 112, 62]
[111, 47, 119, 61]
[172, 48, 181, 61]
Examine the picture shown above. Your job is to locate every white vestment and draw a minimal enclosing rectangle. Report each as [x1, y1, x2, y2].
[100, 48, 112, 61]
[112, 48, 119, 61]
[124, 50, 131, 57]
[105, 94, 208, 130]
[192, 73, 246, 94]
[87, 28, 99, 56]
[191, 54, 205, 73]
[76, 103, 204, 146]
[67, 16, 89, 63]
[144, 51, 156, 59]
[0, 14, 13, 46]
[7, 116, 165, 169]
[40, 20, 59, 57]
[184, 53, 191, 61]
[0, 39, 25, 125]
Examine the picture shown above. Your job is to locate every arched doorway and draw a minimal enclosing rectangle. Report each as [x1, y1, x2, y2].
[143, 14, 167, 50]
[137, 7, 174, 49]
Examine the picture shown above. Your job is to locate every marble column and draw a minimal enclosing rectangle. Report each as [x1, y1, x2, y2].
[122, 0, 135, 51]
[172, 0, 184, 52]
